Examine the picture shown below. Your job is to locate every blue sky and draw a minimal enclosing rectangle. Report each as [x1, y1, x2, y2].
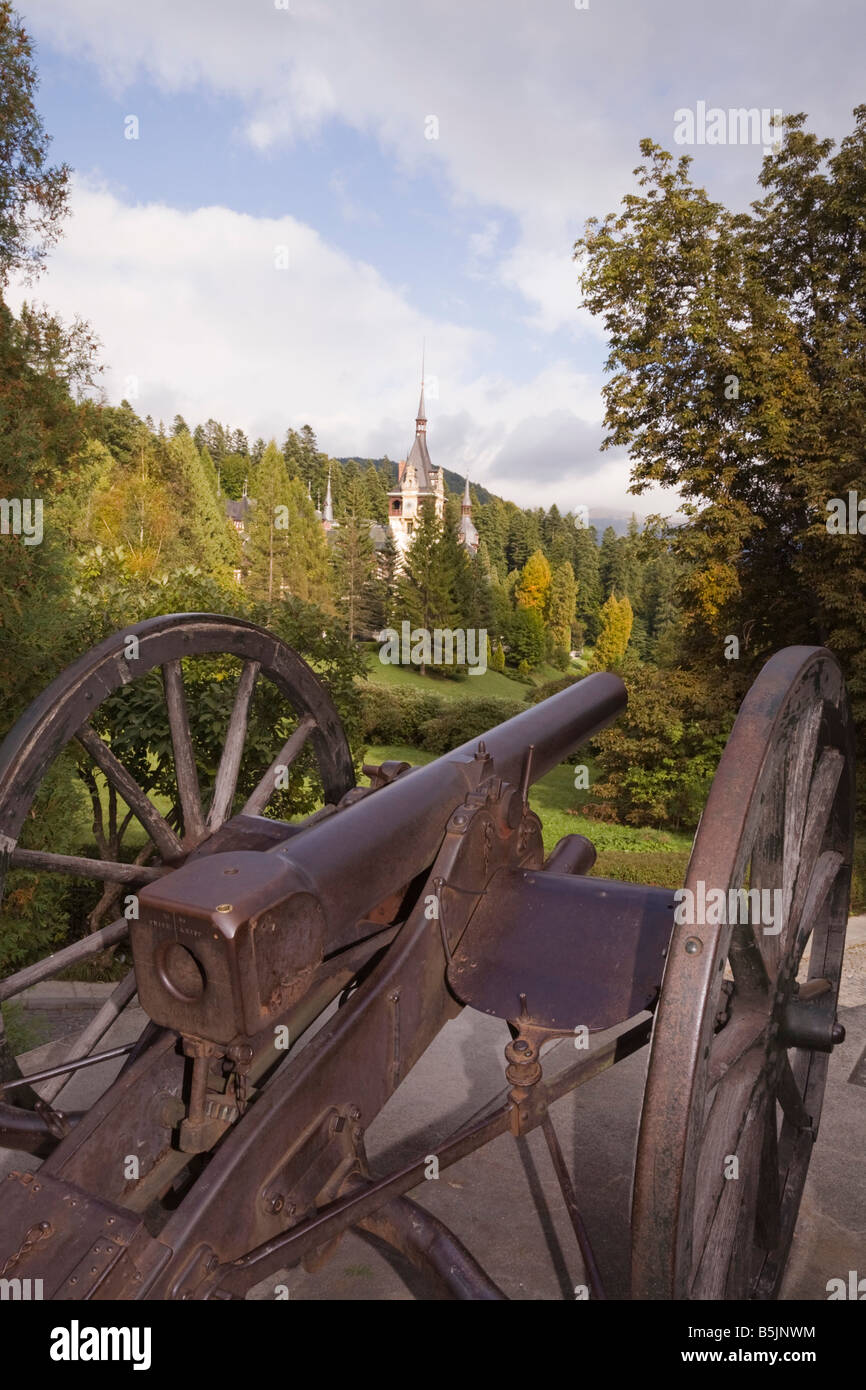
[12, 0, 866, 514]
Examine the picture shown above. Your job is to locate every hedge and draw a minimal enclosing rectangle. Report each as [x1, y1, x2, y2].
[359, 685, 523, 754]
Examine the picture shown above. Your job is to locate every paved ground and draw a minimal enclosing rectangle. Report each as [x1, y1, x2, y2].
[3, 921, 865, 1300]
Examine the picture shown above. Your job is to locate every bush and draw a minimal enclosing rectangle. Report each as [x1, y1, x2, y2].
[525, 674, 583, 706]
[418, 696, 525, 755]
[359, 684, 525, 754]
[588, 658, 730, 830]
[358, 685, 444, 745]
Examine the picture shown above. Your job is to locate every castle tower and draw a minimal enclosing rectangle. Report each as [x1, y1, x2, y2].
[387, 373, 445, 558]
[457, 477, 479, 552]
[322, 465, 335, 531]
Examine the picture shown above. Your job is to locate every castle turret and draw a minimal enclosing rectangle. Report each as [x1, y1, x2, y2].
[457, 477, 479, 552]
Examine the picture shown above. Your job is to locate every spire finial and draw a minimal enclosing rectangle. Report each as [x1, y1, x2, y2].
[416, 346, 427, 432]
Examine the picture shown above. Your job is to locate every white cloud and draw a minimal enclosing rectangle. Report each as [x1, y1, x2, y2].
[24, 0, 856, 335]
[7, 181, 676, 513]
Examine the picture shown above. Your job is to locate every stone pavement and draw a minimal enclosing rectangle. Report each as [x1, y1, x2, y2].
[3, 920, 865, 1300]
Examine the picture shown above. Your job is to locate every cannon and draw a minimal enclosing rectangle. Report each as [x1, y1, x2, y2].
[0, 615, 855, 1300]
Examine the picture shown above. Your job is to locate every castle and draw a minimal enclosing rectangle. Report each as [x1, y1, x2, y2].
[224, 378, 479, 571]
[387, 380, 477, 557]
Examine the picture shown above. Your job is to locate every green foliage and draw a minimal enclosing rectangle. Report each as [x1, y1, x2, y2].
[394, 499, 466, 675]
[515, 548, 551, 614]
[0, 1, 70, 284]
[505, 605, 546, 669]
[525, 674, 583, 706]
[331, 511, 378, 640]
[576, 111, 866, 814]
[548, 560, 577, 653]
[415, 696, 525, 755]
[358, 684, 522, 753]
[587, 660, 730, 829]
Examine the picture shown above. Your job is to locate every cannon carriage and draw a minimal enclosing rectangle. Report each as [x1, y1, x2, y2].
[0, 615, 854, 1300]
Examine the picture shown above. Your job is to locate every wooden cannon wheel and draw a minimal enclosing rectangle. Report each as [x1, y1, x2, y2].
[631, 647, 855, 1299]
[0, 613, 354, 1128]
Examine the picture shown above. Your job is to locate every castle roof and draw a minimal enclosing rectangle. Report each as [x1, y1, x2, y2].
[404, 429, 436, 491]
[389, 374, 439, 495]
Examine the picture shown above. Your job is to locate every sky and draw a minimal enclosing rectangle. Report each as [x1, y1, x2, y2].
[9, 0, 866, 516]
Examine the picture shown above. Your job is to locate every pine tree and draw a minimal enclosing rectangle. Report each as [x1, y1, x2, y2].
[282, 428, 302, 480]
[394, 500, 457, 676]
[199, 445, 220, 499]
[245, 441, 293, 607]
[475, 496, 508, 577]
[548, 561, 578, 657]
[572, 520, 602, 641]
[371, 528, 399, 629]
[168, 431, 240, 578]
[284, 476, 333, 610]
[332, 514, 377, 640]
[364, 463, 389, 524]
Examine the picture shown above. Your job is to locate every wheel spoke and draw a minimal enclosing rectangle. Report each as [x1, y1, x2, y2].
[37, 969, 138, 1104]
[242, 715, 317, 817]
[706, 1005, 766, 1088]
[691, 1044, 765, 1278]
[749, 763, 786, 978]
[793, 850, 843, 967]
[754, 1100, 781, 1250]
[692, 1083, 766, 1298]
[76, 723, 183, 863]
[781, 703, 823, 927]
[777, 1054, 811, 1129]
[787, 752, 844, 943]
[728, 919, 772, 999]
[207, 660, 260, 831]
[9, 847, 168, 885]
[162, 659, 206, 844]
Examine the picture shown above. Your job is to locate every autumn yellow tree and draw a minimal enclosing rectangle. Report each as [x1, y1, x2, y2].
[515, 549, 551, 615]
[590, 594, 633, 671]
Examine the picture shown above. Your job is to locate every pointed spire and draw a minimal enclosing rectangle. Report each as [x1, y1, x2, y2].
[462, 477, 471, 512]
[323, 466, 334, 525]
[416, 342, 426, 433]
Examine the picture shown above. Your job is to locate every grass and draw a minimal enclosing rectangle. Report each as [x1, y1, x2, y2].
[362, 743, 694, 858]
[359, 641, 582, 701]
[362, 651, 530, 701]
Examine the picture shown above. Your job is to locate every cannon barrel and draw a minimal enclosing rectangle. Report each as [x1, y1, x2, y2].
[135, 670, 626, 1042]
[281, 669, 626, 928]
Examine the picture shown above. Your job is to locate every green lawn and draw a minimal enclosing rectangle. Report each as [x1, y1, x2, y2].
[360, 642, 583, 702]
[362, 651, 529, 701]
[361, 742, 693, 857]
